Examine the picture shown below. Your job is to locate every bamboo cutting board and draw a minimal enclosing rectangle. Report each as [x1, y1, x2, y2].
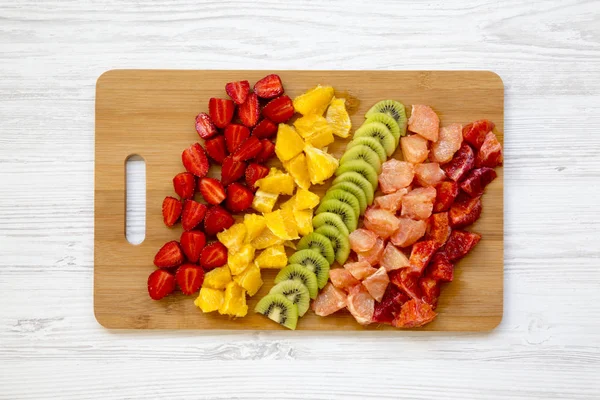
[95, 70, 503, 331]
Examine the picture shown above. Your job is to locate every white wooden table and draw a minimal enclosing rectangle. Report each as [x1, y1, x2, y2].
[1, 1, 599, 398]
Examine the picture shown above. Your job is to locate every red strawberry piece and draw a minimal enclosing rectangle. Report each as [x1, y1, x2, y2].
[460, 167, 497, 197]
[252, 118, 278, 139]
[427, 252, 454, 282]
[392, 299, 437, 328]
[162, 196, 182, 227]
[204, 136, 228, 164]
[209, 98, 235, 128]
[245, 163, 269, 191]
[253, 74, 284, 99]
[154, 241, 184, 268]
[372, 285, 410, 325]
[419, 276, 441, 309]
[233, 136, 262, 162]
[225, 80, 250, 105]
[433, 181, 459, 213]
[238, 93, 260, 128]
[175, 263, 205, 295]
[443, 143, 475, 182]
[200, 241, 228, 269]
[449, 194, 482, 228]
[426, 212, 451, 247]
[442, 230, 481, 261]
[221, 155, 247, 186]
[198, 177, 226, 205]
[182, 143, 209, 178]
[476, 131, 503, 168]
[148, 269, 176, 300]
[409, 240, 439, 275]
[463, 119, 495, 149]
[180, 230, 206, 263]
[181, 199, 208, 231]
[389, 267, 421, 299]
[203, 205, 234, 236]
[262, 95, 294, 123]
[255, 139, 275, 163]
[194, 112, 218, 139]
[173, 172, 196, 199]
[224, 124, 250, 153]
[225, 182, 254, 213]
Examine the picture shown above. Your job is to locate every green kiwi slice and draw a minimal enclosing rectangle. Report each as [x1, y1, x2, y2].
[312, 212, 350, 237]
[315, 199, 358, 232]
[366, 112, 402, 144]
[288, 249, 330, 289]
[269, 280, 310, 317]
[297, 232, 335, 265]
[332, 172, 374, 205]
[335, 159, 379, 190]
[354, 122, 396, 157]
[275, 264, 318, 299]
[339, 144, 382, 173]
[346, 136, 387, 164]
[315, 225, 351, 265]
[365, 100, 407, 135]
[255, 293, 298, 330]
[328, 182, 368, 215]
[321, 189, 361, 221]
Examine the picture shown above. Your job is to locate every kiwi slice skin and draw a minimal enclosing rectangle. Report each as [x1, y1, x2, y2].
[297, 232, 335, 265]
[255, 293, 298, 330]
[335, 159, 379, 190]
[365, 100, 408, 135]
[269, 280, 310, 317]
[354, 122, 396, 157]
[332, 172, 374, 205]
[339, 144, 382, 173]
[288, 249, 331, 289]
[315, 225, 351, 266]
[346, 136, 387, 164]
[312, 212, 350, 237]
[275, 264, 318, 299]
[315, 199, 358, 232]
[366, 112, 401, 144]
[321, 189, 361, 221]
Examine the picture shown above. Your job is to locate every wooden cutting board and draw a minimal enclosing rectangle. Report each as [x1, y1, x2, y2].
[95, 70, 503, 331]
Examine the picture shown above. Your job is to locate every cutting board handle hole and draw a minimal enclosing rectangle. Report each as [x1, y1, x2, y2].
[125, 154, 146, 245]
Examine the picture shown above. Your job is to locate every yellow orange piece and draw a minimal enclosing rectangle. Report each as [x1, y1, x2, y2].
[325, 97, 352, 138]
[203, 266, 232, 290]
[194, 287, 225, 313]
[283, 240, 297, 250]
[280, 208, 299, 239]
[218, 281, 248, 317]
[294, 188, 320, 210]
[279, 195, 296, 213]
[264, 210, 298, 240]
[283, 153, 311, 190]
[255, 244, 288, 269]
[233, 262, 263, 296]
[250, 226, 285, 249]
[275, 124, 305, 162]
[293, 209, 314, 236]
[293, 85, 335, 116]
[294, 114, 331, 139]
[217, 223, 246, 252]
[252, 189, 279, 213]
[255, 168, 295, 195]
[227, 244, 255, 276]
[304, 144, 339, 185]
[243, 213, 266, 243]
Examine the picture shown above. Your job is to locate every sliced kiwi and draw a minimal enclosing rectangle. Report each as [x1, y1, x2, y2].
[315, 225, 351, 265]
[366, 112, 402, 144]
[321, 189, 361, 221]
[269, 280, 310, 317]
[332, 172, 374, 205]
[346, 136, 387, 164]
[275, 264, 319, 299]
[335, 159, 379, 190]
[315, 199, 358, 232]
[297, 232, 335, 265]
[255, 293, 298, 330]
[365, 100, 408, 135]
[312, 212, 350, 237]
[329, 182, 367, 215]
[339, 144, 382, 173]
[354, 122, 396, 157]
[288, 249, 330, 289]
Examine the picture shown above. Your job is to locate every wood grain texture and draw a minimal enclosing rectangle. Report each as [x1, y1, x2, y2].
[1, 0, 599, 398]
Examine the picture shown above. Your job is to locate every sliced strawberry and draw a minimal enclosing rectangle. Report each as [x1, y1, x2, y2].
[208, 98, 235, 128]
[180, 230, 206, 263]
[154, 241, 184, 268]
[253, 74, 284, 99]
[204, 136, 228, 164]
[221, 155, 247, 186]
[460, 167, 497, 197]
[181, 199, 208, 231]
[433, 181, 459, 213]
[224, 124, 250, 153]
[449, 194, 482, 228]
[162, 196, 182, 227]
[233, 136, 262, 161]
[194, 112, 218, 139]
[426, 252, 454, 282]
[409, 240, 439, 275]
[262, 95, 294, 123]
[226, 183, 254, 213]
[175, 264, 205, 295]
[255, 139, 275, 163]
[198, 177, 226, 205]
[148, 269, 176, 300]
[200, 241, 228, 269]
[203, 205, 234, 236]
[238, 93, 260, 127]
[252, 118, 278, 139]
[225, 80, 250, 105]
[182, 143, 209, 178]
[443, 230, 481, 261]
[245, 163, 269, 191]
[173, 172, 196, 199]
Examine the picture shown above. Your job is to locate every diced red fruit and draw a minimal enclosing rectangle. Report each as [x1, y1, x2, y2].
[372, 285, 410, 325]
[180, 230, 207, 264]
[204, 135, 228, 164]
[380, 243, 410, 272]
[245, 163, 269, 191]
[329, 268, 360, 292]
[194, 112, 218, 139]
[409, 240, 439, 275]
[401, 187, 436, 220]
[162, 196, 182, 227]
[238, 93, 260, 128]
[460, 167, 497, 197]
[224, 124, 250, 154]
[225, 183, 254, 213]
[349, 228, 378, 253]
[208, 98, 235, 128]
[433, 181, 459, 212]
[252, 118, 278, 139]
[390, 218, 427, 248]
[198, 177, 226, 205]
[225, 80, 250, 105]
[379, 159, 414, 194]
[221, 156, 247, 186]
[203, 205, 235, 236]
[392, 299, 437, 328]
[344, 260, 378, 280]
[419, 276, 441, 309]
[443, 230, 481, 261]
[253, 74, 284, 99]
[182, 143, 210, 178]
[449, 194, 482, 228]
[400, 134, 429, 164]
[389, 267, 421, 299]
[181, 200, 208, 231]
[175, 264, 205, 295]
[443, 143, 475, 182]
[199, 241, 228, 270]
[363, 207, 400, 239]
[427, 252, 454, 282]
[407, 104, 440, 142]
[154, 241, 184, 268]
[430, 123, 463, 164]
[463, 119, 495, 149]
[148, 269, 176, 300]
[255, 139, 275, 163]
[173, 172, 196, 199]
[262, 95, 294, 123]
[346, 284, 375, 325]
[426, 212, 451, 246]
[312, 283, 347, 317]
[362, 266, 390, 302]
[233, 136, 263, 162]
[414, 163, 446, 187]
[476, 131, 503, 168]
[356, 237, 385, 267]
[374, 188, 408, 213]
